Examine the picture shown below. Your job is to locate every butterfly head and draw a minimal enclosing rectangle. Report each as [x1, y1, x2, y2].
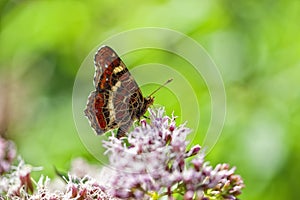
[145, 96, 155, 107]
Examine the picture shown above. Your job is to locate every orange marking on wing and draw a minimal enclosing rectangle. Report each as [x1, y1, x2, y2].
[95, 93, 107, 129]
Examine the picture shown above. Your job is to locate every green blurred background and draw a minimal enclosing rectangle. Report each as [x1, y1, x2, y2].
[1, 0, 299, 199]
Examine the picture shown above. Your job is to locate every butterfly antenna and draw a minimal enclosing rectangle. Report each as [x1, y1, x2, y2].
[148, 78, 173, 97]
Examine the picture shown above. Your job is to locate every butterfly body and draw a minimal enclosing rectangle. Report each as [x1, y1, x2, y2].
[84, 46, 154, 138]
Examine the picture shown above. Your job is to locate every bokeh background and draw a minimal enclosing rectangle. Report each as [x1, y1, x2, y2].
[1, 0, 299, 199]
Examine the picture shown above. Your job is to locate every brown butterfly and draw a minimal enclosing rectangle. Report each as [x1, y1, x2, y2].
[84, 46, 171, 138]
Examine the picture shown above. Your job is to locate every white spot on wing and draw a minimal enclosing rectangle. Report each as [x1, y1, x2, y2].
[108, 81, 121, 124]
[112, 81, 121, 92]
[113, 66, 124, 74]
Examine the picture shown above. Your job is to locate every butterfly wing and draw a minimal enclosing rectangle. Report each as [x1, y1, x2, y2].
[85, 46, 145, 136]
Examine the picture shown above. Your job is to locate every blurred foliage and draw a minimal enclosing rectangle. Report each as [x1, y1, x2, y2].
[0, 0, 300, 199]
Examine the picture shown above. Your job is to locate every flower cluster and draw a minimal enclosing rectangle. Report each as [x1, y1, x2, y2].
[0, 136, 16, 175]
[0, 158, 34, 199]
[31, 175, 119, 200]
[0, 108, 244, 200]
[0, 158, 119, 200]
[103, 108, 244, 199]
[0, 136, 119, 200]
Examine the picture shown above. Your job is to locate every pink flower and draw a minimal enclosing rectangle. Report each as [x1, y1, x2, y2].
[103, 108, 244, 199]
[0, 136, 16, 174]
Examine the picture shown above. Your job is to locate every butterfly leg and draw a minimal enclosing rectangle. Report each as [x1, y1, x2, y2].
[116, 128, 126, 138]
[116, 121, 133, 138]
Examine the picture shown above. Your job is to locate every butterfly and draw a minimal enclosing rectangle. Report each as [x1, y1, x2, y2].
[84, 46, 171, 138]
